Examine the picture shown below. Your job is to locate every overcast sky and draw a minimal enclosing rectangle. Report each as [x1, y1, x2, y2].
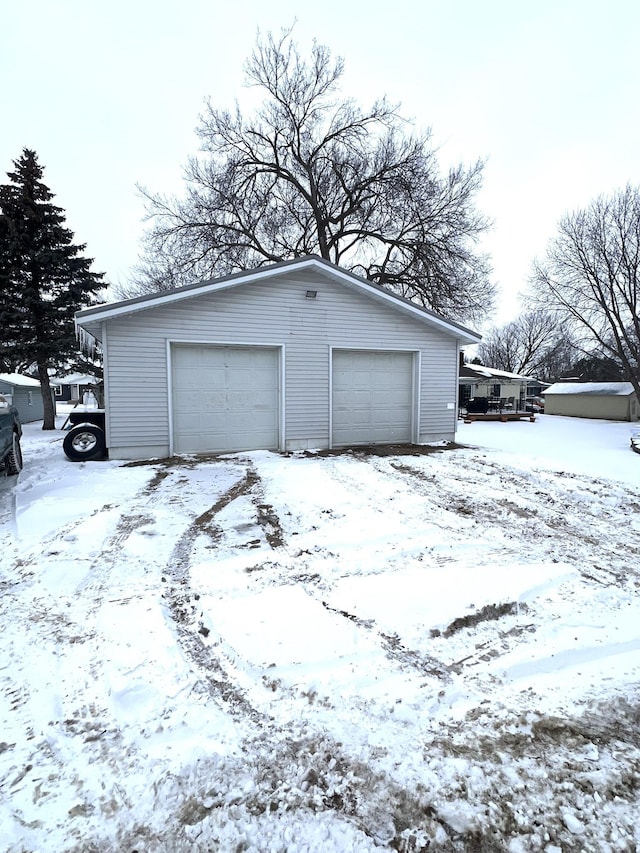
[3, 0, 639, 327]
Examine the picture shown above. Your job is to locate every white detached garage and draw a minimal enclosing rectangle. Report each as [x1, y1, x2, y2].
[544, 382, 639, 422]
[75, 256, 480, 460]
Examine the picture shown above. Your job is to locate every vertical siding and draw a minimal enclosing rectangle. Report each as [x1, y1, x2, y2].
[103, 270, 462, 457]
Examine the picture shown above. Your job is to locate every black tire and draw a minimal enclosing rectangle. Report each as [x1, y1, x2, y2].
[5, 433, 23, 475]
[63, 424, 106, 461]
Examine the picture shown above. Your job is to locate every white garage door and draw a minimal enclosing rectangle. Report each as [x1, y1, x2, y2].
[332, 349, 414, 446]
[172, 345, 279, 453]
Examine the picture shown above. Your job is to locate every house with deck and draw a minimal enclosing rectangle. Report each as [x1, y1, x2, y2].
[458, 362, 532, 411]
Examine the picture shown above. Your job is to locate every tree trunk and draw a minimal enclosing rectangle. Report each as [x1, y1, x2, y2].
[36, 361, 56, 430]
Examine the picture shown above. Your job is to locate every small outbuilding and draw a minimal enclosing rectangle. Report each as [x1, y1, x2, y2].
[75, 256, 481, 460]
[0, 373, 44, 423]
[544, 382, 639, 421]
[50, 373, 101, 404]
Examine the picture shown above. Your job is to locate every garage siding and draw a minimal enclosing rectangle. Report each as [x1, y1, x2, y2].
[103, 270, 461, 458]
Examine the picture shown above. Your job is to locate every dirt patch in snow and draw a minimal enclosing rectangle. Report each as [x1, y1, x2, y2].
[300, 442, 466, 458]
[439, 601, 527, 637]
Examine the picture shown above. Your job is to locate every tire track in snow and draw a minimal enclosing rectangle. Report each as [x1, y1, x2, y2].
[0, 469, 177, 812]
[279, 453, 638, 685]
[163, 464, 272, 723]
[248, 454, 464, 683]
[383, 454, 640, 588]
[152, 461, 453, 848]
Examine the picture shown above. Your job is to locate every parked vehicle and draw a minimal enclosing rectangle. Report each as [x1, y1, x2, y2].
[0, 395, 23, 475]
[525, 396, 545, 413]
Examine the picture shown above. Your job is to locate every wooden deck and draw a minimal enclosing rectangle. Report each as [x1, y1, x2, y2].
[462, 411, 536, 424]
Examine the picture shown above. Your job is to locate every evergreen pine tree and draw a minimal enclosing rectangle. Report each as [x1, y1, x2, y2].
[0, 148, 105, 429]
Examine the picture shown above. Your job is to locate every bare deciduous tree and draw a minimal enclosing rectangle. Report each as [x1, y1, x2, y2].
[529, 185, 640, 397]
[477, 309, 575, 381]
[129, 28, 494, 323]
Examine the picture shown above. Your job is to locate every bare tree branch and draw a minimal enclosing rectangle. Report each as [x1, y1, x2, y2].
[528, 185, 640, 397]
[126, 27, 494, 322]
[477, 310, 576, 380]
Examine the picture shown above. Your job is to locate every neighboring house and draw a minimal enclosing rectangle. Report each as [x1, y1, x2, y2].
[458, 362, 532, 409]
[75, 256, 481, 460]
[544, 382, 639, 421]
[0, 373, 43, 423]
[50, 373, 100, 403]
[525, 379, 551, 398]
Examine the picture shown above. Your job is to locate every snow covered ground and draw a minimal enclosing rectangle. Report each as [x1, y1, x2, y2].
[1, 412, 639, 852]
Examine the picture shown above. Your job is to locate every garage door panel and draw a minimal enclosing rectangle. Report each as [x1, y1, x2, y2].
[334, 408, 371, 425]
[225, 348, 260, 367]
[226, 388, 277, 405]
[202, 392, 227, 409]
[373, 390, 412, 407]
[225, 409, 275, 430]
[172, 345, 279, 453]
[334, 389, 372, 407]
[174, 410, 227, 432]
[332, 413, 353, 428]
[332, 350, 413, 446]
[227, 371, 268, 391]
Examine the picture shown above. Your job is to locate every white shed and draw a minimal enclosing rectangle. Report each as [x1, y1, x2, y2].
[75, 256, 480, 460]
[544, 382, 639, 421]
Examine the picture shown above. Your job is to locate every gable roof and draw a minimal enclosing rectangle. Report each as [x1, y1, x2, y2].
[0, 373, 41, 388]
[460, 363, 533, 382]
[49, 373, 99, 386]
[76, 256, 481, 345]
[545, 382, 636, 397]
